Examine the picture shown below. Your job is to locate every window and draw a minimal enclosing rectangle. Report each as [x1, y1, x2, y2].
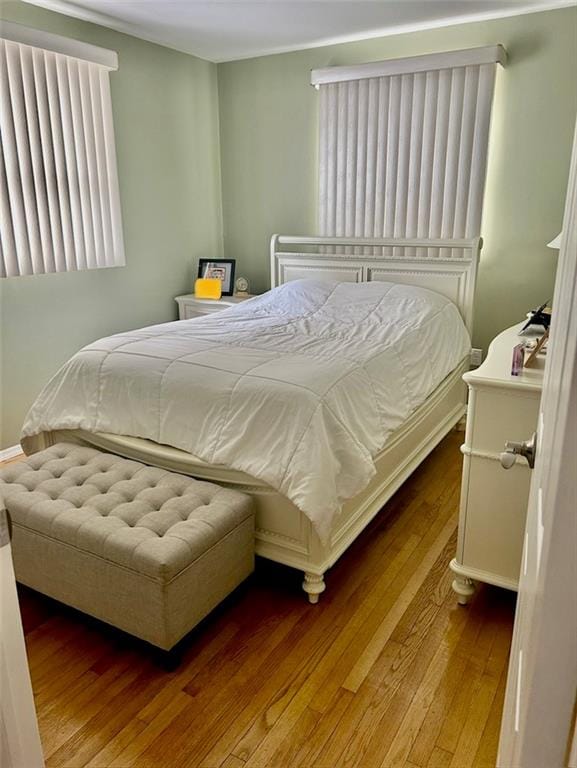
[0, 22, 124, 277]
[312, 46, 506, 256]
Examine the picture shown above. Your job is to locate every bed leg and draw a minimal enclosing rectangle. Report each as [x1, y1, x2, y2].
[452, 575, 475, 605]
[302, 572, 325, 604]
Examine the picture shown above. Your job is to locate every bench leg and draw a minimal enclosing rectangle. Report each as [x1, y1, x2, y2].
[302, 572, 326, 604]
[153, 646, 182, 671]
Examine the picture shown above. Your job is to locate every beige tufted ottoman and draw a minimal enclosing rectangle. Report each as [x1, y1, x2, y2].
[0, 443, 254, 650]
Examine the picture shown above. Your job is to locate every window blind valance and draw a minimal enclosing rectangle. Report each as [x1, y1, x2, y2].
[0, 20, 118, 70]
[315, 45, 506, 256]
[0, 27, 124, 277]
[311, 45, 506, 86]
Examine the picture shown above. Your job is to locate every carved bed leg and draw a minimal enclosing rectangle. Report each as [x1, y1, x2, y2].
[302, 572, 326, 604]
[452, 574, 475, 605]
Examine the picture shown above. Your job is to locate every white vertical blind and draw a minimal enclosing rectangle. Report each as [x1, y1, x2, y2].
[0, 35, 124, 277]
[316, 47, 505, 259]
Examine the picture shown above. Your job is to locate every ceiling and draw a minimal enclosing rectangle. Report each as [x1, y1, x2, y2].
[23, 0, 575, 62]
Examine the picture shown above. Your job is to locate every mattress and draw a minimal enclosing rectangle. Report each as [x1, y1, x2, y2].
[22, 279, 470, 542]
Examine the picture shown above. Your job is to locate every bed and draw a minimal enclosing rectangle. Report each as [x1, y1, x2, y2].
[21, 235, 481, 602]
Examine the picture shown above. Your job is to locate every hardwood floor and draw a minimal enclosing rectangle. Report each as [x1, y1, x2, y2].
[13, 432, 515, 767]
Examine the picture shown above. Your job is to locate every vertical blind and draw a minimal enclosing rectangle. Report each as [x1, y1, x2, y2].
[0, 31, 124, 277]
[314, 46, 506, 257]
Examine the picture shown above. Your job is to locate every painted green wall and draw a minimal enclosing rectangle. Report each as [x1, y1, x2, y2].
[0, 1, 223, 447]
[218, 7, 577, 352]
[1, 5, 576, 449]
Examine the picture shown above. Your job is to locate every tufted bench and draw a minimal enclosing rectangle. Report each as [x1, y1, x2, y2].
[0, 443, 254, 650]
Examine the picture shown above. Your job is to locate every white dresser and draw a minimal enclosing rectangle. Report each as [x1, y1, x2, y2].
[175, 294, 253, 320]
[450, 323, 545, 604]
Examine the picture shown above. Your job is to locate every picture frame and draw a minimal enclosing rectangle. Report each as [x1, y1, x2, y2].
[197, 259, 236, 297]
[524, 329, 549, 368]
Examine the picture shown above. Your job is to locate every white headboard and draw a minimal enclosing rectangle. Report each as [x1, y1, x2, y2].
[270, 235, 482, 333]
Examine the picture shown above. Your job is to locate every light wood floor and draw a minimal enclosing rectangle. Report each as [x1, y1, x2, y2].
[14, 432, 515, 768]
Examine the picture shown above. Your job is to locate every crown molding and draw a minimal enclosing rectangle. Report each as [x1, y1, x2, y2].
[20, 0, 577, 64]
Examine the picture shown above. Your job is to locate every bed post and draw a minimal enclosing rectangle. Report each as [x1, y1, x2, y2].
[302, 572, 326, 604]
[270, 234, 280, 288]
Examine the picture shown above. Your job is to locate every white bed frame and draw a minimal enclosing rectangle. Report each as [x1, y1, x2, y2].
[35, 235, 482, 603]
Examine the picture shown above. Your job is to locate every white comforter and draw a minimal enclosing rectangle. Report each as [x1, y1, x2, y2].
[22, 279, 470, 542]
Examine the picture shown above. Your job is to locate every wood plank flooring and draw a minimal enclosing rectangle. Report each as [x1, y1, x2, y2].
[12, 432, 515, 767]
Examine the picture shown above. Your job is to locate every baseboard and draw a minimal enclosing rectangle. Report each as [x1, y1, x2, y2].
[0, 444, 23, 462]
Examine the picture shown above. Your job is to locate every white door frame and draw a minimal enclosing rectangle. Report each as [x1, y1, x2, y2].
[0, 508, 45, 767]
[498, 121, 577, 766]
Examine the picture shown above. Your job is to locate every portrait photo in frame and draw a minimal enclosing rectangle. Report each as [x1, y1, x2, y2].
[197, 259, 236, 296]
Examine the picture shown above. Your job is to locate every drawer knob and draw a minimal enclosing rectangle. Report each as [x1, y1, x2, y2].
[500, 432, 537, 470]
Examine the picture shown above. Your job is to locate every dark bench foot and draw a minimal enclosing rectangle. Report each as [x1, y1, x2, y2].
[153, 645, 182, 671]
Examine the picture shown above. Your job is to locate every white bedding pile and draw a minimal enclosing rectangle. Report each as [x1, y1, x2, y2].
[22, 279, 470, 542]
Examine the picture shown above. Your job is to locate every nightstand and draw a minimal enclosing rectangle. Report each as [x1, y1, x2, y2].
[450, 322, 545, 604]
[175, 294, 253, 320]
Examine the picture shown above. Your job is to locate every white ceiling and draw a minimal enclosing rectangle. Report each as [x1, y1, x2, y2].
[23, 0, 576, 62]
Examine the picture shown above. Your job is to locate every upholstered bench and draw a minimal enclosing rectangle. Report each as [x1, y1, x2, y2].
[0, 443, 254, 651]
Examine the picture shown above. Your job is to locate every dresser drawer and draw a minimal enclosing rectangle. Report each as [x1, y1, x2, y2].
[176, 294, 253, 320]
[181, 304, 223, 320]
[467, 386, 540, 454]
[460, 455, 530, 584]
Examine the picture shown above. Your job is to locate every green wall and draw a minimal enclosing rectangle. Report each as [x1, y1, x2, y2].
[1, 4, 576, 449]
[218, 7, 577, 351]
[0, 1, 223, 447]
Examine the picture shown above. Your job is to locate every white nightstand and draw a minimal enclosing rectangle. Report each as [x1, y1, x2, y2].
[450, 322, 545, 604]
[175, 294, 253, 320]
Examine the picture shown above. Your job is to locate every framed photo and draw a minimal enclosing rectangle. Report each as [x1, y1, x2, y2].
[524, 329, 549, 368]
[197, 259, 236, 296]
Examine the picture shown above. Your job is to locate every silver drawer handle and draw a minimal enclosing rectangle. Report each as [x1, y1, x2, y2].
[500, 432, 537, 470]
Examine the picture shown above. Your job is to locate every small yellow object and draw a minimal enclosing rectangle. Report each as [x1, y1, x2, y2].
[194, 277, 222, 300]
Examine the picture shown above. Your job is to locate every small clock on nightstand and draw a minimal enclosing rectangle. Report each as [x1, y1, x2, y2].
[175, 292, 253, 320]
[234, 276, 250, 296]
